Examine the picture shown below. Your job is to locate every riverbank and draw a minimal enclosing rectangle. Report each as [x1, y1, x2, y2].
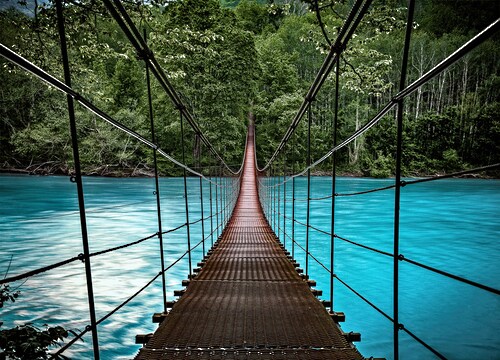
[1, 165, 498, 179]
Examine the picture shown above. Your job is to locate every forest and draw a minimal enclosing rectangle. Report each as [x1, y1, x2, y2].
[0, 0, 498, 178]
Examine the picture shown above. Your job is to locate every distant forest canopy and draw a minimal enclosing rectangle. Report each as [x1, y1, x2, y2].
[0, 0, 498, 177]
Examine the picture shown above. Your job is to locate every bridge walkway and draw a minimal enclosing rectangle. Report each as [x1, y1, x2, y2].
[135, 126, 363, 359]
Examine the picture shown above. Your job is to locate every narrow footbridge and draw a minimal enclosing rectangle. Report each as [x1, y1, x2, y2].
[135, 126, 363, 359]
[0, 1, 498, 360]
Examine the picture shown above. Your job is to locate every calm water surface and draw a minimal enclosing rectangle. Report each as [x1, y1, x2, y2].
[0, 175, 499, 359]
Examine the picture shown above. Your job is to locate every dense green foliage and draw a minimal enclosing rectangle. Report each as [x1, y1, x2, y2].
[0, 0, 498, 177]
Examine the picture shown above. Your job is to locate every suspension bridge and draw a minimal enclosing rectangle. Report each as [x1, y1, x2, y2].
[133, 124, 364, 359]
[0, 0, 499, 359]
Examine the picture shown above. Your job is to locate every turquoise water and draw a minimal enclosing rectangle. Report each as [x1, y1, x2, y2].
[0, 175, 499, 359]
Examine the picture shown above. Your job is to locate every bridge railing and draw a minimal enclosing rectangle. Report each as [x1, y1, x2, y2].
[256, 0, 499, 359]
[0, 1, 242, 358]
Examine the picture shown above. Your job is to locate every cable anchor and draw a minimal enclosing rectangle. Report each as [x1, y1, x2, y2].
[331, 42, 345, 54]
[137, 48, 153, 60]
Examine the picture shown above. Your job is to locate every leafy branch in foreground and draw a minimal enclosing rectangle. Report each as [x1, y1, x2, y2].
[0, 284, 73, 360]
[0, 284, 19, 310]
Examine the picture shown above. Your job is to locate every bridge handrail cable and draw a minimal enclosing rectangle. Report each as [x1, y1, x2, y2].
[277, 162, 500, 200]
[278, 211, 500, 296]
[102, 0, 242, 176]
[0, 44, 235, 185]
[259, 18, 500, 185]
[257, 0, 372, 172]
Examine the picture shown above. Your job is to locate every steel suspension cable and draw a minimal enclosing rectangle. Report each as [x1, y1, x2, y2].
[284, 163, 500, 201]
[49, 235, 204, 360]
[280, 234, 453, 360]
[0, 43, 225, 186]
[258, 0, 372, 171]
[258, 18, 500, 188]
[102, 0, 240, 176]
[1, 220, 193, 285]
[288, 212, 500, 296]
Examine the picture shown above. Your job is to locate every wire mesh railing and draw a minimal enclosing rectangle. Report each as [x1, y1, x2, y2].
[256, 0, 499, 359]
[0, 0, 243, 358]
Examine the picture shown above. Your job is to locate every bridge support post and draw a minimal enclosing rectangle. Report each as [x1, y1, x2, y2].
[215, 170, 219, 238]
[291, 136, 296, 259]
[143, 29, 167, 313]
[180, 110, 192, 277]
[55, 0, 100, 358]
[330, 53, 340, 310]
[277, 157, 281, 242]
[270, 164, 273, 232]
[393, 1, 415, 358]
[219, 166, 223, 234]
[283, 150, 287, 248]
[305, 102, 312, 277]
[200, 177, 206, 255]
[209, 176, 214, 246]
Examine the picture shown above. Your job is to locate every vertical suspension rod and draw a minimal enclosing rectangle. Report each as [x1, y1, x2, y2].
[209, 174, 214, 246]
[270, 168, 273, 223]
[305, 102, 312, 277]
[330, 54, 340, 309]
[270, 165, 273, 228]
[55, 0, 100, 357]
[268, 168, 271, 221]
[224, 176, 228, 226]
[180, 110, 192, 276]
[221, 174, 224, 228]
[273, 164, 277, 233]
[200, 175, 205, 255]
[218, 168, 221, 232]
[278, 158, 281, 242]
[215, 169, 219, 238]
[144, 29, 166, 312]
[393, 1, 415, 358]
[283, 149, 287, 249]
[221, 167, 225, 230]
[292, 136, 296, 259]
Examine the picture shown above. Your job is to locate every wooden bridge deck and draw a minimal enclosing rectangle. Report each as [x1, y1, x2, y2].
[135, 126, 364, 359]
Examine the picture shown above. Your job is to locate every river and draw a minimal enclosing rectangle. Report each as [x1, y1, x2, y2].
[0, 175, 498, 359]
